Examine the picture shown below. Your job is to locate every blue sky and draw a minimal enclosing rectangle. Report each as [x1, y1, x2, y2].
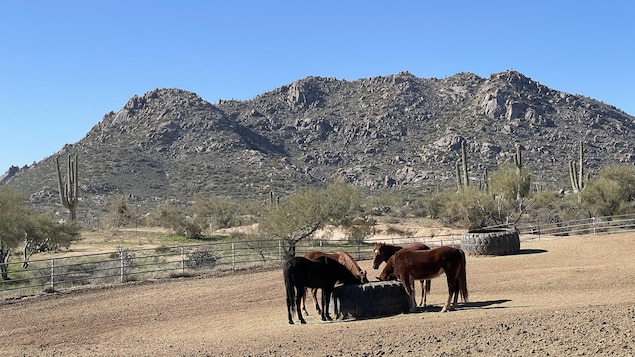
[1, 1, 633, 172]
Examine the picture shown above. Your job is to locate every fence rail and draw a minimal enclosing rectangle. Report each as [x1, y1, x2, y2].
[511, 213, 635, 238]
[2, 214, 634, 300]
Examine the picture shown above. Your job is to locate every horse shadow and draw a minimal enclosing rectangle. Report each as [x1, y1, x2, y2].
[516, 249, 548, 255]
[414, 299, 512, 313]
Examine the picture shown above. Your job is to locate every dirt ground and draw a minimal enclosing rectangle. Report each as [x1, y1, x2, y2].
[1, 233, 634, 357]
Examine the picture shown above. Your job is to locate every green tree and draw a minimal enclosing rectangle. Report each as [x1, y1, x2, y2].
[582, 165, 635, 216]
[0, 187, 30, 279]
[23, 213, 81, 267]
[438, 186, 495, 229]
[258, 181, 362, 260]
[341, 215, 376, 244]
[0, 187, 81, 278]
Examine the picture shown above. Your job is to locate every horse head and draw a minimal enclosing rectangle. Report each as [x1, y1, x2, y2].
[371, 243, 386, 269]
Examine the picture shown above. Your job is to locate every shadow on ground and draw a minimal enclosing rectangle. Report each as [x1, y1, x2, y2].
[412, 299, 512, 313]
[517, 249, 548, 255]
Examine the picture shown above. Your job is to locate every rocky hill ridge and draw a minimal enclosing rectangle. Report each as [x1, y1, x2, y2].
[3, 70, 633, 217]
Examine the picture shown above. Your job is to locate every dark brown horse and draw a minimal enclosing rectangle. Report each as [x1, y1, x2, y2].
[389, 246, 468, 312]
[372, 242, 432, 306]
[283, 255, 361, 324]
[302, 250, 368, 315]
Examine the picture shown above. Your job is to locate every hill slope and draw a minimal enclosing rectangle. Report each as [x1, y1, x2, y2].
[3, 70, 634, 217]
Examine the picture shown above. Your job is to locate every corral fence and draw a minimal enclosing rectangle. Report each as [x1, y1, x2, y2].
[2, 214, 634, 300]
[513, 213, 635, 238]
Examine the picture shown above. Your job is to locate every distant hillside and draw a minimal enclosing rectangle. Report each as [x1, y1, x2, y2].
[3, 70, 634, 220]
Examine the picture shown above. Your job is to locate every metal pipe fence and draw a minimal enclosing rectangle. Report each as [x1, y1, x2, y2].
[2, 214, 633, 300]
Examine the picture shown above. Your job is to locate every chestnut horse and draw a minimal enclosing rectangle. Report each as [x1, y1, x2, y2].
[283, 255, 361, 324]
[302, 250, 368, 315]
[371, 242, 432, 306]
[390, 246, 468, 312]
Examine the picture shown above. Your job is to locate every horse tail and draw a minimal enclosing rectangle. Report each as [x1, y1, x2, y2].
[457, 249, 468, 302]
[283, 263, 296, 317]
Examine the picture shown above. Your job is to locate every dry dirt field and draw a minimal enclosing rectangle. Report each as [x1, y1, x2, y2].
[1, 233, 634, 356]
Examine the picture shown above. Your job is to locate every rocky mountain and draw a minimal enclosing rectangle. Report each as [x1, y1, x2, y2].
[3, 70, 634, 219]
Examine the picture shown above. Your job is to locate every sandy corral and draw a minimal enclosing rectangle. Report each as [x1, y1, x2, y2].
[1, 233, 634, 356]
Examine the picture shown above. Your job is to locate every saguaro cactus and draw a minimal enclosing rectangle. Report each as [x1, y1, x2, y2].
[513, 145, 522, 174]
[461, 141, 469, 188]
[56, 154, 79, 221]
[568, 141, 587, 204]
[481, 168, 489, 192]
[455, 141, 471, 191]
[513, 145, 523, 201]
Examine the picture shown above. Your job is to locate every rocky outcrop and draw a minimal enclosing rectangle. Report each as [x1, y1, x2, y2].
[3, 71, 634, 218]
[0, 166, 20, 185]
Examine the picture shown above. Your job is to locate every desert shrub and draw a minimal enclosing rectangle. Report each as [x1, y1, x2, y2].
[438, 187, 496, 229]
[581, 165, 635, 216]
[185, 249, 218, 269]
[104, 195, 138, 228]
[384, 225, 414, 238]
[342, 216, 376, 244]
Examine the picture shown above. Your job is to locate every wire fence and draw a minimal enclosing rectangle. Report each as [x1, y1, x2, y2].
[2, 214, 634, 300]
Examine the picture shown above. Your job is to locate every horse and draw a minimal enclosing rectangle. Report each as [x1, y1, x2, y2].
[389, 246, 468, 313]
[283, 255, 361, 324]
[301, 250, 368, 315]
[377, 255, 398, 280]
[372, 242, 432, 306]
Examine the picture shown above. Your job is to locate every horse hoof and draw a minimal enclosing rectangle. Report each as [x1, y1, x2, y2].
[289, 320, 294, 325]
[300, 320, 307, 324]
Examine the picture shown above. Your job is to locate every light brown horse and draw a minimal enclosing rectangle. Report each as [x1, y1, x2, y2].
[371, 242, 432, 306]
[302, 250, 368, 315]
[390, 246, 468, 312]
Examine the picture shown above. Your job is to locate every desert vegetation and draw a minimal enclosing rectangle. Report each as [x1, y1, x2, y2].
[2, 145, 635, 280]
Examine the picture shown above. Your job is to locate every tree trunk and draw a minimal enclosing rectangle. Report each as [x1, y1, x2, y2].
[0, 246, 10, 280]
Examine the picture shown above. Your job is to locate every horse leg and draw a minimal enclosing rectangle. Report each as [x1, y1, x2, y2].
[295, 286, 307, 324]
[418, 280, 425, 307]
[419, 279, 431, 307]
[312, 288, 322, 315]
[451, 278, 460, 309]
[321, 288, 333, 321]
[287, 291, 295, 324]
[301, 287, 309, 316]
[402, 276, 416, 312]
[441, 274, 456, 313]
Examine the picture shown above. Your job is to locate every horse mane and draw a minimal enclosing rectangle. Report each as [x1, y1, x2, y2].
[334, 251, 364, 278]
[374, 242, 404, 255]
